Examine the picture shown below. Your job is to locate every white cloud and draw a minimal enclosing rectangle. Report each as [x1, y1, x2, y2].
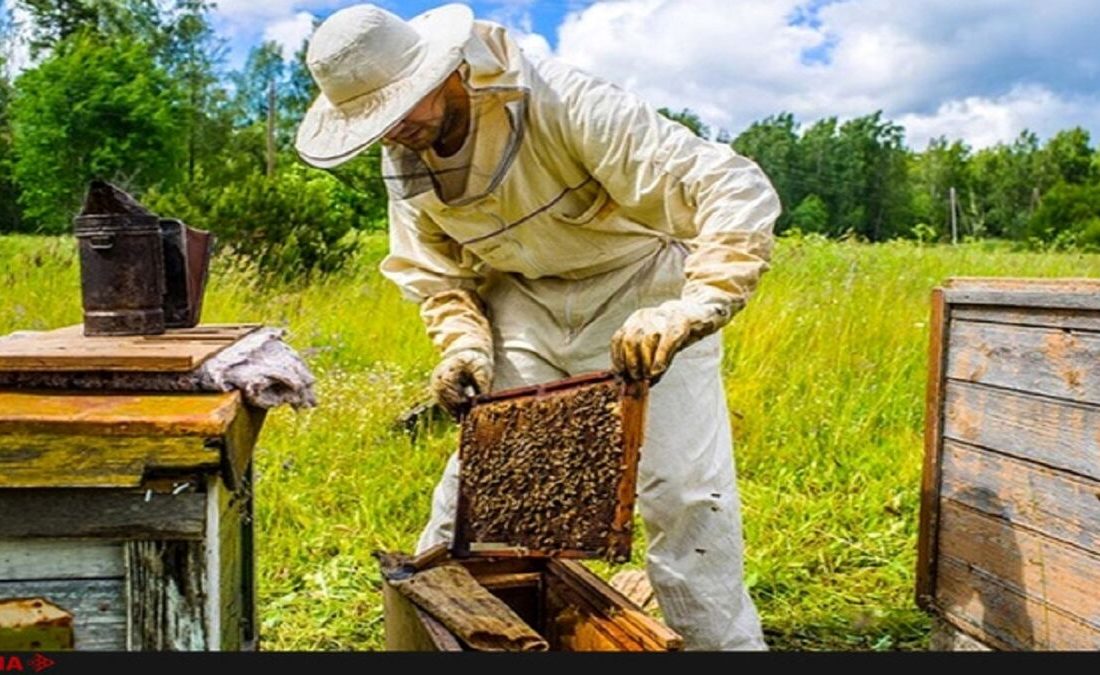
[212, 1, 344, 64]
[213, 0, 338, 23]
[3, 2, 34, 74]
[899, 86, 1100, 150]
[484, 0, 537, 32]
[549, 0, 1100, 147]
[515, 31, 552, 63]
[263, 11, 316, 58]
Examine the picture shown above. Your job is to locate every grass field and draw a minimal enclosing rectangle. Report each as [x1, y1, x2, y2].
[2, 233, 1097, 651]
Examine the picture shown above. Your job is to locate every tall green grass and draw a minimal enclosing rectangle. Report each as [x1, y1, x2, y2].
[2, 233, 1097, 651]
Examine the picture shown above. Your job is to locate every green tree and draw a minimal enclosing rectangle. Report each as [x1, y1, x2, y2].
[146, 161, 359, 278]
[733, 113, 800, 232]
[788, 194, 829, 234]
[0, 8, 21, 231]
[232, 41, 285, 128]
[280, 38, 388, 230]
[911, 137, 972, 240]
[16, 0, 163, 56]
[834, 112, 912, 241]
[658, 107, 710, 139]
[969, 131, 1048, 239]
[158, 0, 229, 185]
[17, 1, 229, 186]
[10, 32, 185, 231]
[1027, 181, 1100, 250]
[281, 29, 317, 141]
[1041, 127, 1094, 186]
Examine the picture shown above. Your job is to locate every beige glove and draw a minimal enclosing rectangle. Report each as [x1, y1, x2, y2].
[418, 288, 495, 417]
[430, 349, 493, 418]
[611, 299, 731, 381]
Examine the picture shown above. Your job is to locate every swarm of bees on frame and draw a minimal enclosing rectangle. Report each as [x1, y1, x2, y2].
[459, 381, 627, 557]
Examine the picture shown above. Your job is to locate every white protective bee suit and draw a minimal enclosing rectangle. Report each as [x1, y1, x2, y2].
[379, 21, 780, 651]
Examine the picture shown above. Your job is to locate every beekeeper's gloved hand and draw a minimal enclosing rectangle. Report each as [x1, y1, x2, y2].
[430, 349, 493, 418]
[611, 299, 731, 382]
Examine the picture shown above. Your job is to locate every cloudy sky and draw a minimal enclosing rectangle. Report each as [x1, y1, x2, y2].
[8, 1, 1100, 150]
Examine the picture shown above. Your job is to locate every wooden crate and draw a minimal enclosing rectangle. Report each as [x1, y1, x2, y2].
[0, 390, 264, 651]
[918, 277, 1100, 650]
[453, 372, 648, 562]
[382, 556, 681, 651]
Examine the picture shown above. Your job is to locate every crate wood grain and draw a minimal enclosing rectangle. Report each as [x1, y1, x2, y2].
[919, 277, 1100, 650]
[0, 324, 260, 372]
[943, 380, 1100, 479]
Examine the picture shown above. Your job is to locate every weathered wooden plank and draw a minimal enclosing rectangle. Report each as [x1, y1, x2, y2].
[944, 291, 1100, 311]
[382, 582, 463, 651]
[544, 582, 625, 651]
[943, 277, 1100, 311]
[0, 540, 124, 580]
[126, 540, 207, 650]
[917, 288, 948, 610]
[203, 476, 221, 651]
[943, 380, 1100, 480]
[938, 500, 1100, 628]
[218, 405, 265, 492]
[936, 556, 1100, 650]
[546, 559, 681, 651]
[0, 324, 260, 372]
[941, 441, 1100, 553]
[0, 434, 219, 488]
[0, 391, 241, 436]
[944, 277, 1100, 294]
[0, 490, 205, 540]
[216, 477, 244, 651]
[952, 306, 1100, 333]
[0, 578, 126, 650]
[946, 320, 1100, 405]
[239, 465, 257, 651]
[476, 573, 543, 590]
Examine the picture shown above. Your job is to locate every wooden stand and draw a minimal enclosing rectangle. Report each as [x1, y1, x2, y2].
[0, 325, 267, 651]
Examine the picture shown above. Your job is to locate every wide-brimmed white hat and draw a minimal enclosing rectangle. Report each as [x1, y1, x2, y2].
[295, 3, 474, 169]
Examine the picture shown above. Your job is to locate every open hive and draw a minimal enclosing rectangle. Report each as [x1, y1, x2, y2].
[379, 550, 682, 652]
[453, 372, 648, 562]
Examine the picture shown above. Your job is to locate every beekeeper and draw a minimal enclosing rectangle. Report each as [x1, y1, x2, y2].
[295, 3, 780, 651]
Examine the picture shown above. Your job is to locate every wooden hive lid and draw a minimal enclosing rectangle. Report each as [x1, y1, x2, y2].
[0, 323, 261, 373]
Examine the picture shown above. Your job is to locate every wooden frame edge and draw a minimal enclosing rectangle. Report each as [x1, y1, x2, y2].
[916, 287, 949, 611]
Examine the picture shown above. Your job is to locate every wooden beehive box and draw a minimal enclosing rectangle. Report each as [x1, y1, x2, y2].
[382, 555, 681, 651]
[0, 325, 266, 651]
[918, 278, 1100, 650]
[453, 372, 647, 562]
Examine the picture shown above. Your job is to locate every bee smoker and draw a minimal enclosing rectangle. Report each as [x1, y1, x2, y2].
[74, 180, 214, 337]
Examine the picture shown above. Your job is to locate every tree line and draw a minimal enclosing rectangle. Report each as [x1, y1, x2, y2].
[1, 1, 1098, 278]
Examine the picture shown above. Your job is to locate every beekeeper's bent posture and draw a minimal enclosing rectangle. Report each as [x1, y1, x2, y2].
[295, 3, 780, 651]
